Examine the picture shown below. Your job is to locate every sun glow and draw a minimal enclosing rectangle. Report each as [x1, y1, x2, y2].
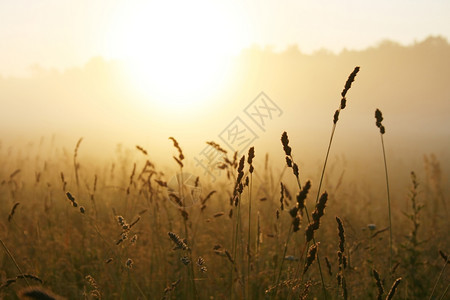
[105, 1, 245, 114]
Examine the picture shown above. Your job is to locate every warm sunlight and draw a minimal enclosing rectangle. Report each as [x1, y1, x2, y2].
[2, 1, 450, 298]
[105, 1, 245, 114]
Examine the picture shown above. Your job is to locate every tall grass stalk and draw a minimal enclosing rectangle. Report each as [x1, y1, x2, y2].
[247, 147, 255, 299]
[315, 67, 360, 205]
[272, 223, 294, 297]
[438, 283, 449, 300]
[308, 67, 360, 298]
[169, 137, 198, 299]
[428, 255, 449, 300]
[230, 155, 246, 299]
[381, 132, 393, 271]
[73, 137, 83, 188]
[0, 239, 30, 287]
[247, 178, 252, 299]
[302, 198, 327, 299]
[280, 132, 327, 299]
[375, 109, 393, 271]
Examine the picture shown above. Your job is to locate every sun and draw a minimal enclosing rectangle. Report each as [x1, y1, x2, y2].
[105, 1, 245, 115]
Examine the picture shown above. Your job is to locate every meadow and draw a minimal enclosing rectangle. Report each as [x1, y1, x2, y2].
[0, 68, 449, 300]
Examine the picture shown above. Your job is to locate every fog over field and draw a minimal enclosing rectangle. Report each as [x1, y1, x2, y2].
[1, 1, 450, 298]
[1, 36, 449, 164]
[1, 36, 449, 300]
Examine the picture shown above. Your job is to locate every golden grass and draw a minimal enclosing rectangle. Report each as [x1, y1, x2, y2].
[0, 68, 448, 299]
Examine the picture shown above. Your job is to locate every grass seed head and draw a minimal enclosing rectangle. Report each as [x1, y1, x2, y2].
[341, 66, 360, 98]
[281, 132, 292, 156]
[247, 146, 255, 165]
[286, 156, 292, 167]
[125, 258, 133, 269]
[336, 216, 345, 253]
[333, 110, 340, 124]
[168, 232, 189, 250]
[293, 216, 301, 232]
[297, 180, 312, 210]
[303, 243, 319, 274]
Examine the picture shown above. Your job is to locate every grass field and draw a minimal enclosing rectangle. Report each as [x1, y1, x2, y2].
[0, 69, 448, 300]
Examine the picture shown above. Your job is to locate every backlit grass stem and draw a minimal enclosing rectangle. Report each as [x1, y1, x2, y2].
[315, 67, 360, 205]
[375, 108, 393, 272]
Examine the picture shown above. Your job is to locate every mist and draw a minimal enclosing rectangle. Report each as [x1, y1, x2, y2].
[1, 36, 449, 184]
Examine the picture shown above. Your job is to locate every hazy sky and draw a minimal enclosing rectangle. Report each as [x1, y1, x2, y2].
[1, 0, 449, 77]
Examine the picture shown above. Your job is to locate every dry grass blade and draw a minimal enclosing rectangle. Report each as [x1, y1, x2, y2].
[374, 108, 393, 271]
[169, 137, 184, 161]
[206, 141, 227, 154]
[372, 269, 384, 300]
[439, 250, 449, 264]
[429, 251, 449, 300]
[136, 145, 148, 155]
[0, 239, 30, 287]
[386, 277, 402, 300]
[8, 202, 20, 222]
[0, 278, 17, 290]
[201, 191, 216, 207]
[9, 169, 21, 179]
[325, 257, 333, 276]
[162, 279, 181, 300]
[154, 179, 167, 187]
[315, 67, 360, 216]
[16, 274, 42, 284]
[18, 286, 65, 300]
[73, 137, 83, 187]
[370, 226, 390, 239]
